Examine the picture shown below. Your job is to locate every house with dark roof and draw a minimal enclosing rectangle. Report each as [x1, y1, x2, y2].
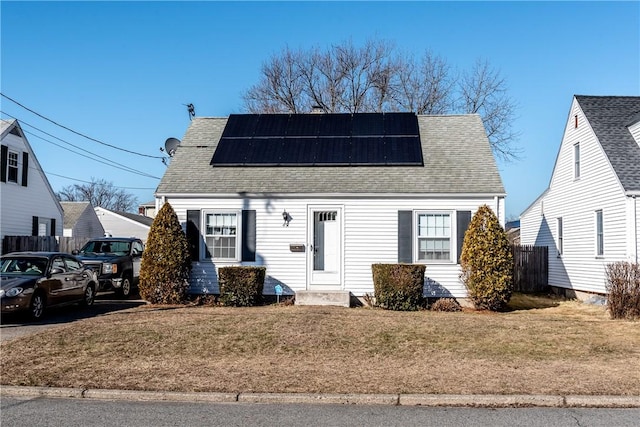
[520, 95, 640, 296]
[94, 207, 153, 242]
[61, 201, 104, 239]
[1, 119, 63, 244]
[156, 112, 506, 303]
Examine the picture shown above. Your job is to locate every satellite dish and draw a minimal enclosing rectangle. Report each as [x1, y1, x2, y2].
[164, 138, 180, 156]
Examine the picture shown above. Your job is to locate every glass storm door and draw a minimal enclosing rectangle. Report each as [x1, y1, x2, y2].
[308, 207, 342, 288]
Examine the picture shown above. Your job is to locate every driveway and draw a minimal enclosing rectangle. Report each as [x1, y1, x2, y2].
[0, 293, 146, 342]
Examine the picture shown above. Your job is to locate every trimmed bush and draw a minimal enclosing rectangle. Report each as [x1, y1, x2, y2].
[219, 266, 266, 307]
[372, 263, 426, 311]
[139, 203, 192, 304]
[460, 204, 514, 311]
[606, 261, 640, 320]
[430, 298, 462, 312]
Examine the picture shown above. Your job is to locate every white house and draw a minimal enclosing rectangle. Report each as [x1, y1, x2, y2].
[60, 201, 104, 238]
[156, 113, 505, 297]
[94, 207, 153, 242]
[520, 96, 640, 296]
[156, 113, 505, 300]
[1, 119, 63, 243]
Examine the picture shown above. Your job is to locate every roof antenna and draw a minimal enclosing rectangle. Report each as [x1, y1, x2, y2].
[183, 103, 195, 120]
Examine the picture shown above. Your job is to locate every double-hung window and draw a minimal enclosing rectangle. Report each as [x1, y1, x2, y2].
[7, 151, 19, 183]
[417, 212, 451, 261]
[205, 212, 239, 260]
[595, 210, 604, 256]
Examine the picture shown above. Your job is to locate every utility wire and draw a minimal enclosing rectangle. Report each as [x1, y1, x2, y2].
[1, 92, 165, 159]
[1, 110, 161, 179]
[44, 170, 156, 190]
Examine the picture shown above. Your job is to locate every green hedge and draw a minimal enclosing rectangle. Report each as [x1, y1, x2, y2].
[219, 266, 266, 307]
[372, 263, 426, 311]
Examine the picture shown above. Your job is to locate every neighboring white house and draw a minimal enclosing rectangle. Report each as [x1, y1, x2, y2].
[94, 207, 153, 242]
[155, 113, 506, 298]
[60, 201, 104, 238]
[1, 119, 63, 243]
[520, 95, 640, 296]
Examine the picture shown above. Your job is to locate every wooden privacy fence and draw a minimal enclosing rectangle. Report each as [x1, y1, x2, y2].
[512, 245, 548, 293]
[2, 236, 91, 255]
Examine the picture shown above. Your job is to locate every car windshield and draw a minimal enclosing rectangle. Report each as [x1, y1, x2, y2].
[80, 240, 131, 256]
[0, 257, 48, 276]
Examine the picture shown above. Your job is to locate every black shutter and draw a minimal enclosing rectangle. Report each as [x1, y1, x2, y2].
[21, 152, 29, 187]
[186, 210, 201, 261]
[1, 145, 7, 183]
[50, 218, 56, 236]
[32, 216, 39, 236]
[398, 210, 413, 263]
[242, 210, 256, 262]
[456, 211, 472, 263]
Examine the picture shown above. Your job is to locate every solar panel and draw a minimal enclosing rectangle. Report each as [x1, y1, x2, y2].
[384, 112, 420, 136]
[221, 115, 259, 138]
[211, 112, 423, 167]
[286, 114, 321, 136]
[317, 114, 352, 136]
[254, 114, 289, 136]
[352, 113, 384, 136]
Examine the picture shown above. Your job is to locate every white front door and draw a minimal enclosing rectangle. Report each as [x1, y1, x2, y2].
[308, 207, 342, 289]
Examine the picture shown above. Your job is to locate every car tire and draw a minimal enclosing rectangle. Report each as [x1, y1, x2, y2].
[81, 284, 95, 307]
[115, 276, 132, 299]
[29, 292, 46, 321]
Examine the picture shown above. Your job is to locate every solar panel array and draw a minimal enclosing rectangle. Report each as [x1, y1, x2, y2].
[210, 112, 423, 167]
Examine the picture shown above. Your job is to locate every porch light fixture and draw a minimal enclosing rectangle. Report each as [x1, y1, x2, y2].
[282, 210, 292, 227]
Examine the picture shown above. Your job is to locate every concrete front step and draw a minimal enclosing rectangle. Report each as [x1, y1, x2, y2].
[295, 290, 351, 307]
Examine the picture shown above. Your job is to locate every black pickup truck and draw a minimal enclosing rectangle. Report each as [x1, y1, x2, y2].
[73, 237, 144, 298]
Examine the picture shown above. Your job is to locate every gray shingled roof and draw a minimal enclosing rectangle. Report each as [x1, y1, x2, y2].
[113, 210, 154, 227]
[156, 114, 505, 195]
[61, 201, 92, 229]
[575, 95, 640, 193]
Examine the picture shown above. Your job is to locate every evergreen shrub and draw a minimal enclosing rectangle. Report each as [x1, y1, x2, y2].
[219, 266, 266, 307]
[372, 263, 426, 311]
[460, 204, 514, 311]
[139, 203, 191, 304]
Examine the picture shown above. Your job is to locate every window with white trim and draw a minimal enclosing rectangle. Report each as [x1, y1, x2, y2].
[557, 217, 563, 256]
[7, 151, 19, 183]
[204, 212, 239, 260]
[574, 143, 580, 179]
[595, 210, 604, 256]
[416, 212, 451, 261]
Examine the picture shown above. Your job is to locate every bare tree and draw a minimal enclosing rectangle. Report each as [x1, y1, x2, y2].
[57, 178, 138, 212]
[458, 59, 521, 161]
[242, 39, 520, 161]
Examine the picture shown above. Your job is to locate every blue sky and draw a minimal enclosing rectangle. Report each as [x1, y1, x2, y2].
[1, 1, 638, 219]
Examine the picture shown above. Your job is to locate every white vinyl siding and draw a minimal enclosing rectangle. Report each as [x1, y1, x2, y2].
[1, 130, 63, 240]
[94, 207, 150, 242]
[521, 98, 633, 294]
[166, 196, 502, 298]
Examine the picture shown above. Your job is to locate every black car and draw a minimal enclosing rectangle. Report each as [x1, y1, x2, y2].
[73, 237, 144, 298]
[0, 252, 98, 320]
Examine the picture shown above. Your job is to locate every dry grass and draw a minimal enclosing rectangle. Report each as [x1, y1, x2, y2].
[1, 294, 639, 395]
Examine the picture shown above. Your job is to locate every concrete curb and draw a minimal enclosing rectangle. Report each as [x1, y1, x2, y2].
[1, 386, 639, 408]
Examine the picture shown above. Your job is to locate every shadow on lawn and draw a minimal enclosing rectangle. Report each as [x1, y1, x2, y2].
[504, 292, 563, 311]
